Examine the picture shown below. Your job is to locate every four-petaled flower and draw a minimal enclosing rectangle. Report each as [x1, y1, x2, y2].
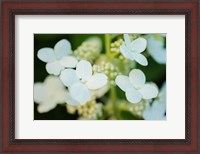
[115, 69, 158, 104]
[60, 60, 108, 106]
[120, 34, 148, 66]
[34, 76, 67, 113]
[37, 39, 78, 75]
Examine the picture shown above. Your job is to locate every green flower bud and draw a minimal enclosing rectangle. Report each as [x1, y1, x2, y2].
[67, 100, 103, 120]
[74, 37, 102, 63]
[77, 100, 103, 120]
[110, 38, 123, 56]
[93, 59, 121, 85]
[128, 100, 147, 117]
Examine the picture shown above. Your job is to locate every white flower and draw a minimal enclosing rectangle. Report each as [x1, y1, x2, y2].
[91, 84, 109, 98]
[34, 76, 67, 113]
[143, 82, 166, 120]
[115, 69, 158, 104]
[147, 35, 166, 64]
[37, 39, 78, 75]
[120, 34, 148, 66]
[60, 60, 108, 106]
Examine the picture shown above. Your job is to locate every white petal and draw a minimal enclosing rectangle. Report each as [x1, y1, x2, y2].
[46, 61, 64, 75]
[76, 60, 92, 81]
[147, 36, 166, 64]
[91, 84, 109, 98]
[115, 75, 132, 92]
[132, 53, 148, 66]
[152, 100, 166, 117]
[129, 69, 145, 89]
[158, 82, 166, 104]
[37, 101, 56, 113]
[54, 39, 72, 59]
[125, 88, 142, 104]
[86, 73, 108, 90]
[65, 93, 80, 106]
[143, 106, 152, 120]
[161, 82, 166, 94]
[143, 104, 159, 120]
[69, 82, 91, 105]
[34, 83, 45, 103]
[44, 75, 64, 90]
[131, 37, 147, 53]
[60, 69, 79, 87]
[120, 44, 134, 60]
[143, 100, 166, 120]
[37, 48, 56, 62]
[153, 48, 166, 64]
[54, 90, 67, 104]
[124, 34, 132, 48]
[59, 56, 78, 68]
[139, 84, 159, 99]
[44, 76, 67, 104]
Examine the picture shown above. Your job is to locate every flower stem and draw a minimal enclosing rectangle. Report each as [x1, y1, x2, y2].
[104, 34, 119, 118]
[105, 34, 110, 58]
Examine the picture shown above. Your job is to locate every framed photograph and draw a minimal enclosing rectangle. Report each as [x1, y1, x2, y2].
[1, 0, 199, 153]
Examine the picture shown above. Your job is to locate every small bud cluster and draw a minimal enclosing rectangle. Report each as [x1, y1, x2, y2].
[93, 60, 121, 85]
[110, 38, 130, 63]
[74, 37, 102, 63]
[77, 100, 103, 119]
[128, 100, 146, 117]
[66, 100, 103, 120]
[110, 38, 124, 55]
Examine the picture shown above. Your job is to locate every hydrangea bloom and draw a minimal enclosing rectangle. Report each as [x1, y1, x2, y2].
[34, 34, 166, 120]
[37, 39, 78, 75]
[115, 69, 158, 104]
[147, 35, 166, 64]
[143, 82, 166, 120]
[120, 34, 148, 66]
[34, 76, 67, 113]
[60, 60, 108, 106]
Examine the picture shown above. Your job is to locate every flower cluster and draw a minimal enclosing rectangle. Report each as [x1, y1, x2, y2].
[60, 60, 108, 105]
[93, 60, 120, 85]
[34, 33, 166, 120]
[74, 37, 102, 63]
[67, 99, 103, 120]
[110, 38, 124, 55]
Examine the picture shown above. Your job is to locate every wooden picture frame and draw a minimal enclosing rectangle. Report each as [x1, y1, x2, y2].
[1, 0, 199, 153]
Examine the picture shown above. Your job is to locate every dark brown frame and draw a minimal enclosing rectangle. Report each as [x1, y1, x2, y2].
[1, 0, 199, 153]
